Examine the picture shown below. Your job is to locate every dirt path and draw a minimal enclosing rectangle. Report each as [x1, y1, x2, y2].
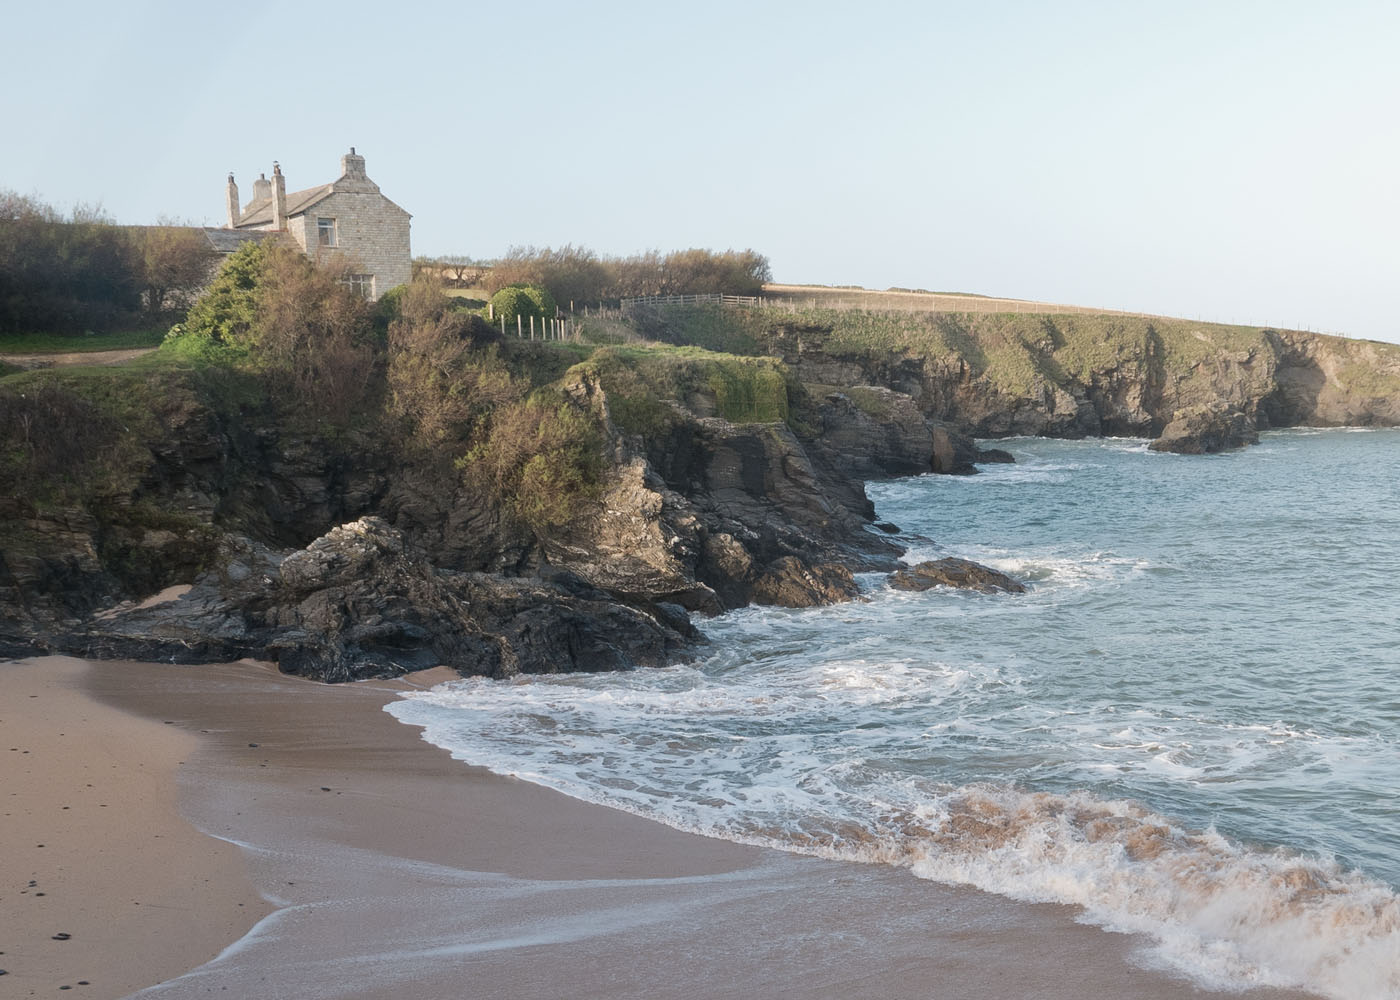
[0, 347, 157, 369]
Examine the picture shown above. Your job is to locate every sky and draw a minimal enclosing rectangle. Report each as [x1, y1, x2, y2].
[4, 0, 1397, 341]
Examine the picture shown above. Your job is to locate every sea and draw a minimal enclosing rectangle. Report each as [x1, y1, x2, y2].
[387, 428, 1400, 1000]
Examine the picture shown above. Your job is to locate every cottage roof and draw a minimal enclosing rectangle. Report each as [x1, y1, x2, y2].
[234, 183, 335, 229]
[203, 227, 274, 252]
[203, 228, 299, 253]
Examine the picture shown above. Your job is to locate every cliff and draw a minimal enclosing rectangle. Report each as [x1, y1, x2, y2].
[630, 305, 1400, 447]
[0, 339, 975, 678]
[4, 302, 1397, 681]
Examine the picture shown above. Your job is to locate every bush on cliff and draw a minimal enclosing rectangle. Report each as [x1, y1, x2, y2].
[461, 391, 603, 533]
[386, 278, 518, 453]
[488, 284, 557, 329]
[171, 242, 376, 425]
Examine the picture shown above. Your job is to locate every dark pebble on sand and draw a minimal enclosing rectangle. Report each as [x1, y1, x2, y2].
[248, 743, 259, 748]
[320, 786, 331, 791]
[52, 932, 71, 940]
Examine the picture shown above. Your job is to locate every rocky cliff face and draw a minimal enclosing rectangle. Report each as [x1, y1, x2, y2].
[751, 316, 1400, 449]
[2, 356, 971, 679]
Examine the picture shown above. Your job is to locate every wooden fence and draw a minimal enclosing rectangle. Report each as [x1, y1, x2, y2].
[620, 293, 763, 309]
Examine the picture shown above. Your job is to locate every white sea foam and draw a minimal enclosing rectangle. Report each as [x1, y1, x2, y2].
[387, 429, 1400, 1000]
[391, 682, 1399, 999]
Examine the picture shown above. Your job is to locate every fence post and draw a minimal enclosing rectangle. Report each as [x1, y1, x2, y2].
[517, 314, 522, 338]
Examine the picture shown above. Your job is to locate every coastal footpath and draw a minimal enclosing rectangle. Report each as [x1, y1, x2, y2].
[4, 283, 1399, 681]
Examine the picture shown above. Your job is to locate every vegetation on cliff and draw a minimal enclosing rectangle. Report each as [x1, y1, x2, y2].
[6, 243, 1400, 676]
[0, 191, 216, 334]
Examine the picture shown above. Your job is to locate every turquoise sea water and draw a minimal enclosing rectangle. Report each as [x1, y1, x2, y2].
[389, 429, 1400, 999]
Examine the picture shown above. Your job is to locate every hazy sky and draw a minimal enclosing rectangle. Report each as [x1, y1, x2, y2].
[5, 1, 1397, 341]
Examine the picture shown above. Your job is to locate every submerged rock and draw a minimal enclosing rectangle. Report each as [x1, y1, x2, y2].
[1149, 405, 1259, 455]
[888, 558, 1026, 594]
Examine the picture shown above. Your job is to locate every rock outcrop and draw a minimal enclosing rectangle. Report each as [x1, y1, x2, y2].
[57, 518, 696, 682]
[889, 558, 1026, 594]
[1149, 405, 1259, 454]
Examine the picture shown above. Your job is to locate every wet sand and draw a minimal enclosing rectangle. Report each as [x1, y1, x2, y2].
[2, 656, 1319, 999]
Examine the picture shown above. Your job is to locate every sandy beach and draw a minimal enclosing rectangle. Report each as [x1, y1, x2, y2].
[1, 655, 1320, 1000]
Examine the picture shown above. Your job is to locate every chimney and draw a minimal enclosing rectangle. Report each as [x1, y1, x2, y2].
[251, 172, 271, 205]
[340, 146, 367, 179]
[225, 173, 240, 228]
[271, 161, 287, 230]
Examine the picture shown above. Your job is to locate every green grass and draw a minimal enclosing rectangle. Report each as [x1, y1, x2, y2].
[0, 328, 167, 353]
[566, 341, 794, 435]
[640, 302, 1367, 403]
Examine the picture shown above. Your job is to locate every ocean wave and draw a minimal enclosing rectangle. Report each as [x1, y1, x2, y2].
[386, 686, 1400, 999]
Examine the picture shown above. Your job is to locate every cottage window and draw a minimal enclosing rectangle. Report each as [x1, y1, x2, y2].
[343, 273, 374, 299]
[317, 217, 337, 247]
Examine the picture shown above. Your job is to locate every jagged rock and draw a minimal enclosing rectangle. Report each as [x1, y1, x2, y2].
[62, 518, 697, 682]
[1149, 405, 1259, 454]
[889, 558, 1026, 594]
[563, 402, 901, 613]
[751, 556, 861, 607]
[808, 385, 937, 478]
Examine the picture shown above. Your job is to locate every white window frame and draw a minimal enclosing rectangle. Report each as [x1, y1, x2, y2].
[343, 273, 375, 299]
[317, 217, 337, 247]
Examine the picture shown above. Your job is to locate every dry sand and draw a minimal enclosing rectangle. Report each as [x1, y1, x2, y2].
[0, 658, 266, 997]
[1, 656, 1320, 1000]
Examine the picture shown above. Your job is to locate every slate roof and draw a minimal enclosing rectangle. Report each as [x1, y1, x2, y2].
[233, 184, 334, 229]
[203, 228, 293, 253]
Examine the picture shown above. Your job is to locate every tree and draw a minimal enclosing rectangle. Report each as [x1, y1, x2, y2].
[134, 223, 217, 315]
[0, 192, 142, 333]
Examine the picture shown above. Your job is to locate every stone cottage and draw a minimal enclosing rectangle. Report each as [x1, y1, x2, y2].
[222, 149, 410, 300]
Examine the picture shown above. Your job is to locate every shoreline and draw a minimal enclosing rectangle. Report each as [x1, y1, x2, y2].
[4, 656, 1319, 999]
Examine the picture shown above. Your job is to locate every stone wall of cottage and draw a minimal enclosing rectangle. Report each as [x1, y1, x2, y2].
[306, 190, 411, 299]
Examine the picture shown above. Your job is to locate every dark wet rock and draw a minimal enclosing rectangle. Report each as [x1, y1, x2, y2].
[61, 518, 697, 683]
[889, 558, 1026, 594]
[751, 556, 861, 608]
[1149, 405, 1259, 455]
[872, 521, 901, 534]
[976, 447, 1015, 464]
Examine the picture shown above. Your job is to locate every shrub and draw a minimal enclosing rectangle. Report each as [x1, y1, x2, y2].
[462, 391, 602, 533]
[708, 361, 789, 424]
[386, 278, 519, 453]
[182, 240, 266, 347]
[488, 284, 557, 327]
